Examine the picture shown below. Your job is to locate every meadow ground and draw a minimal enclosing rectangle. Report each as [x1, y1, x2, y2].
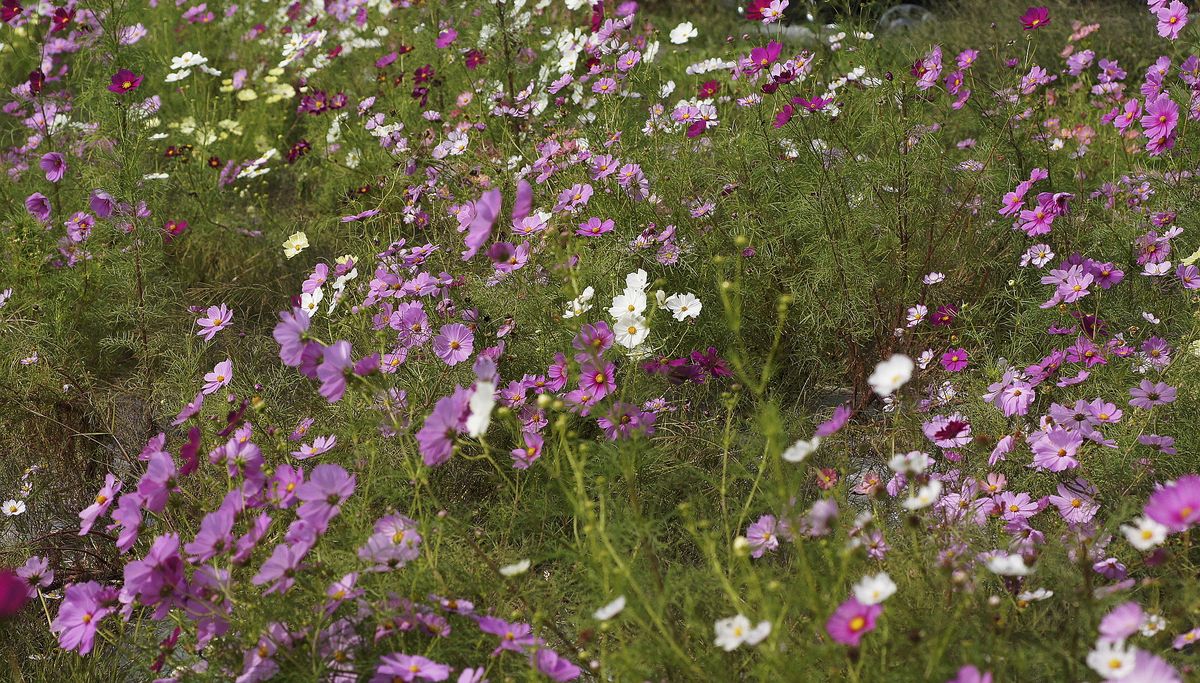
[1, 0, 1200, 681]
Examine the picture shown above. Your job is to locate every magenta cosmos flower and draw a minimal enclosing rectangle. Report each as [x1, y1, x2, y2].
[195, 304, 233, 341]
[40, 152, 67, 182]
[1144, 474, 1200, 532]
[826, 597, 882, 646]
[940, 347, 969, 372]
[0, 569, 28, 619]
[433, 323, 474, 366]
[108, 69, 143, 94]
[1019, 6, 1049, 30]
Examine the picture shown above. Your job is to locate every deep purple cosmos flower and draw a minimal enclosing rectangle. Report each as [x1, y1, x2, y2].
[1019, 6, 1049, 30]
[107, 69, 143, 94]
[0, 569, 28, 619]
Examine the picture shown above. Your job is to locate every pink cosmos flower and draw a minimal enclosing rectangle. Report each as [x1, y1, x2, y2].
[1141, 94, 1179, 141]
[746, 514, 779, 558]
[1156, 1, 1189, 40]
[1144, 474, 1200, 532]
[372, 653, 451, 682]
[576, 217, 614, 237]
[52, 581, 118, 654]
[533, 649, 582, 682]
[292, 435, 337, 460]
[1099, 602, 1145, 640]
[196, 304, 233, 341]
[1129, 380, 1176, 409]
[202, 359, 233, 395]
[826, 597, 882, 646]
[433, 323, 474, 366]
[79, 473, 121, 536]
[251, 543, 304, 595]
[1030, 427, 1082, 472]
[947, 665, 993, 683]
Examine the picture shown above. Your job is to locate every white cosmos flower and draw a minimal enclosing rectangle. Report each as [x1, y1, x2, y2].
[664, 292, 702, 321]
[986, 553, 1032, 576]
[614, 313, 649, 349]
[499, 559, 531, 577]
[609, 290, 647, 318]
[888, 450, 931, 475]
[466, 381, 495, 438]
[593, 595, 626, 621]
[2, 499, 25, 516]
[625, 268, 649, 292]
[1121, 516, 1168, 551]
[781, 437, 820, 463]
[171, 52, 209, 70]
[868, 354, 914, 396]
[563, 286, 594, 318]
[852, 572, 897, 606]
[901, 480, 942, 510]
[713, 614, 771, 651]
[300, 288, 324, 318]
[1086, 639, 1136, 680]
[1140, 614, 1166, 637]
[1017, 588, 1054, 602]
[283, 231, 309, 259]
[669, 21, 698, 45]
